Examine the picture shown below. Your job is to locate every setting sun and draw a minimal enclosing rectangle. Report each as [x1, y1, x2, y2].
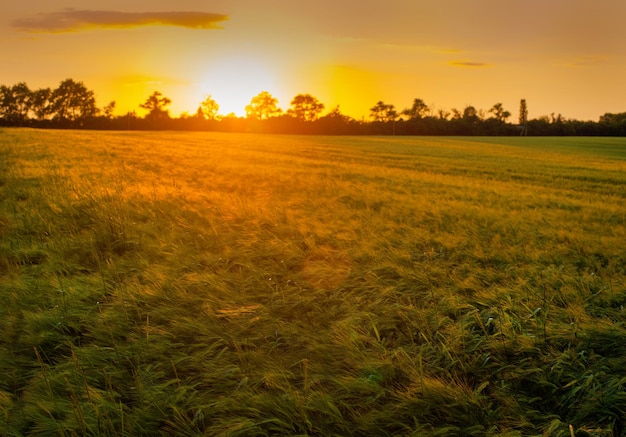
[200, 55, 281, 117]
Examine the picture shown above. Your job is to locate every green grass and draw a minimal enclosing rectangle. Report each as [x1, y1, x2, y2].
[1, 129, 625, 436]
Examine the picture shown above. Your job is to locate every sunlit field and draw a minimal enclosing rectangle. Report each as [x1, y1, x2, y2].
[1, 129, 625, 436]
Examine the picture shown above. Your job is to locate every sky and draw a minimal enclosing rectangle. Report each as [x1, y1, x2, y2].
[3, 0, 626, 121]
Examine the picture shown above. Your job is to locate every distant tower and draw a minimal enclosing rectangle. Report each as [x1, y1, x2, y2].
[519, 99, 528, 136]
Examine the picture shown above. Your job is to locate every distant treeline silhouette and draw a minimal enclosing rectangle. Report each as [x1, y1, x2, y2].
[2, 79, 626, 135]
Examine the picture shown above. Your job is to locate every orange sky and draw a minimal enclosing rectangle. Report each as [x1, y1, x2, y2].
[3, 0, 626, 121]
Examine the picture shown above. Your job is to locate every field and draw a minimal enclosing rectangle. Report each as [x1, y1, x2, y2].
[1, 129, 625, 436]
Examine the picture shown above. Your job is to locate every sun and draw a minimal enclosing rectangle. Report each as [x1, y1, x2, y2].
[200, 55, 281, 117]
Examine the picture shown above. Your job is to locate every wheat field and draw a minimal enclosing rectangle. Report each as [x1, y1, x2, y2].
[1, 129, 625, 436]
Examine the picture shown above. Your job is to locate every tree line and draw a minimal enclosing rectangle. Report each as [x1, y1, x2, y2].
[2, 78, 626, 135]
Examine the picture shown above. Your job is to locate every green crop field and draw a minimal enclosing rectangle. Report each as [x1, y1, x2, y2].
[1, 129, 625, 436]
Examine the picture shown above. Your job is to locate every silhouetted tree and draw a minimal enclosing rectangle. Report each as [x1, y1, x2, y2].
[370, 101, 397, 122]
[51, 79, 97, 125]
[462, 105, 480, 122]
[101, 101, 116, 119]
[445, 105, 481, 134]
[317, 106, 360, 134]
[0, 85, 13, 123]
[0, 82, 32, 125]
[488, 103, 511, 122]
[519, 99, 528, 135]
[245, 91, 282, 120]
[403, 98, 429, 120]
[599, 112, 625, 125]
[140, 91, 171, 121]
[199, 95, 219, 120]
[599, 112, 626, 135]
[550, 113, 563, 124]
[288, 94, 325, 122]
[12, 82, 31, 123]
[31, 88, 52, 121]
[437, 109, 450, 120]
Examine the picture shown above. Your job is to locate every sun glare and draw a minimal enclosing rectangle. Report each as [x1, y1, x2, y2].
[201, 56, 281, 117]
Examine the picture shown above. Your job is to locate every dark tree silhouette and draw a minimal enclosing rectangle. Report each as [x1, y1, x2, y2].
[403, 98, 429, 120]
[101, 101, 116, 119]
[370, 101, 397, 122]
[0, 82, 32, 125]
[488, 103, 511, 122]
[31, 88, 52, 121]
[140, 91, 172, 121]
[462, 105, 480, 122]
[245, 91, 282, 120]
[51, 79, 97, 125]
[316, 106, 360, 134]
[519, 99, 528, 135]
[599, 112, 626, 135]
[199, 95, 219, 120]
[437, 109, 450, 120]
[288, 94, 325, 122]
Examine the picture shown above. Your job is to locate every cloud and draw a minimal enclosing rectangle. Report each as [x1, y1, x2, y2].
[118, 74, 191, 87]
[13, 8, 228, 33]
[376, 43, 463, 54]
[564, 55, 609, 68]
[449, 61, 489, 67]
[437, 48, 463, 54]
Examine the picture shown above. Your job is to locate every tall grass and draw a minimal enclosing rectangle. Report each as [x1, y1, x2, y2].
[1, 129, 625, 436]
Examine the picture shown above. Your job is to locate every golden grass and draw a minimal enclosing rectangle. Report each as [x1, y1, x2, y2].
[1, 128, 625, 436]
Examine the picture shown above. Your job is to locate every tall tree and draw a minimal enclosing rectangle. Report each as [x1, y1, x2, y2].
[462, 105, 480, 122]
[437, 109, 450, 120]
[403, 98, 429, 120]
[51, 79, 97, 124]
[245, 91, 282, 120]
[370, 101, 397, 122]
[488, 103, 511, 122]
[101, 101, 116, 119]
[0, 85, 13, 122]
[12, 82, 32, 123]
[323, 106, 353, 122]
[288, 94, 325, 121]
[0, 82, 32, 124]
[31, 88, 52, 121]
[140, 91, 171, 121]
[519, 99, 528, 135]
[199, 95, 219, 120]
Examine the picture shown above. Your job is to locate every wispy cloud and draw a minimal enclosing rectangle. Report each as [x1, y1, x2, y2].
[119, 74, 191, 87]
[438, 48, 463, 54]
[564, 55, 610, 68]
[13, 8, 228, 33]
[376, 43, 462, 54]
[449, 61, 490, 67]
